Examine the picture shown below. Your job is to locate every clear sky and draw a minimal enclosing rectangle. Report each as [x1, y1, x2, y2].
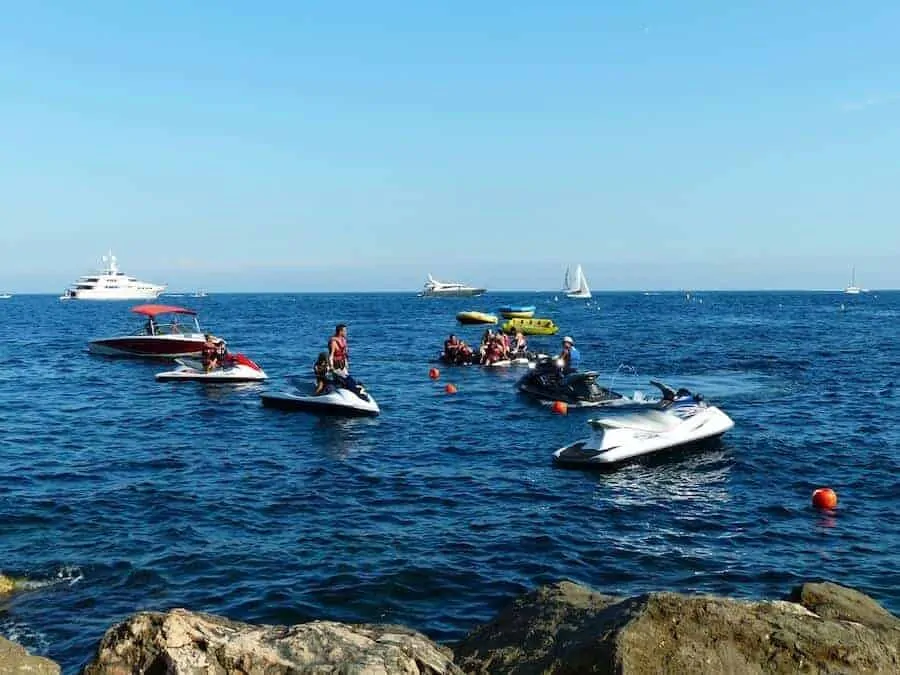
[1, 1, 898, 292]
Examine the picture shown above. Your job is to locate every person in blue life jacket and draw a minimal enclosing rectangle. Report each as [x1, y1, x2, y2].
[556, 336, 581, 375]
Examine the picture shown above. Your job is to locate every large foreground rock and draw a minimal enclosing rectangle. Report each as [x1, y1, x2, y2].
[81, 609, 461, 675]
[0, 636, 60, 675]
[453, 580, 900, 674]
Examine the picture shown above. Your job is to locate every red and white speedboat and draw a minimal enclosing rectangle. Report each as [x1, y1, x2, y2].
[88, 304, 207, 358]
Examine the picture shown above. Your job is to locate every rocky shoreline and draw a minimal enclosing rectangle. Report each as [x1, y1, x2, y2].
[2, 574, 898, 674]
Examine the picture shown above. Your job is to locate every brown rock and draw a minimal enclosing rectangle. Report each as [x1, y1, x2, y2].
[0, 636, 61, 675]
[454, 580, 900, 674]
[787, 581, 900, 632]
[81, 608, 462, 674]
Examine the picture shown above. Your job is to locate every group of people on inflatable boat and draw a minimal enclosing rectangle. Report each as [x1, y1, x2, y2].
[441, 329, 531, 365]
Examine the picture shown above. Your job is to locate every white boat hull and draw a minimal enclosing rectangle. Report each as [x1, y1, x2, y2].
[156, 357, 267, 382]
[261, 387, 380, 417]
[64, 287, 164, 300]
[553, 404, 734, 469]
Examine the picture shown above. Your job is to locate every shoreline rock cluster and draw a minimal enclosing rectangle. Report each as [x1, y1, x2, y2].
[2, 574, 898, 674]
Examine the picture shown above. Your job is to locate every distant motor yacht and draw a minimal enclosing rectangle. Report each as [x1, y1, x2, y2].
[843, 267, 866, 295]
[60, 251, 166, 301]
[420, 274, 486, 297]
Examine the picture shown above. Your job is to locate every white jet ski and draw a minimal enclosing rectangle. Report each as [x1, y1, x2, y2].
[261, 377, 380, 417]
[155, 354, 268, 383]
[553, 391, 734, 469]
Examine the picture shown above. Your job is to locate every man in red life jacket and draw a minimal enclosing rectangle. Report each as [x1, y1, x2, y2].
[328, 323, 350, 377]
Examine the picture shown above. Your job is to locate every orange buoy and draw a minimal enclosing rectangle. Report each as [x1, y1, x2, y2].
[429, 367, 440, 380]
[551, 400, 568, 415]
[812, 488, 838, 510]
[445, 383, 457, 394]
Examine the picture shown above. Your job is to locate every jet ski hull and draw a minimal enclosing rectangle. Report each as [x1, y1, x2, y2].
[261, 389, 380, 417]
[155, 355, 267, 382]
[553, 405, 734, 469]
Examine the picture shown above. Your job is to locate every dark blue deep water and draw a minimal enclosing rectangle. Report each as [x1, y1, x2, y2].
[2, 291, 899, 672]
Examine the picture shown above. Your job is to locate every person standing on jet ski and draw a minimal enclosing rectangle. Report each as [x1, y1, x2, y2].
[556, 336, 581, 374]
[328, 324, 350, 377]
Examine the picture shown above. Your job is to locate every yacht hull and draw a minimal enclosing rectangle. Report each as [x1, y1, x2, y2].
[89, 335, 205, 359]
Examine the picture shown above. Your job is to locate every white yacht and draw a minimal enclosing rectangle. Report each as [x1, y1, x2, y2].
[0, 293, 11, 300]
[420, 274, 486, 297]
[843, 268, 865, 295]
[563, 264, 591, 299]
[60, 251, 166, 301]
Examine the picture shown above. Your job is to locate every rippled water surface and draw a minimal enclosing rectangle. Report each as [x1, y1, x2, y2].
[1, 291, 898, 672]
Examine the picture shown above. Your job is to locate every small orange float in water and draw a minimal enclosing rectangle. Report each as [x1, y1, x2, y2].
[445, 383, 457, 394]
[429, 367, 440, 380]
[551, 400, 568, 415]
[812, 488, 838, 510]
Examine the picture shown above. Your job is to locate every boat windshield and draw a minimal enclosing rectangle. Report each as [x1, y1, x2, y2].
[133, 315, 202, 336]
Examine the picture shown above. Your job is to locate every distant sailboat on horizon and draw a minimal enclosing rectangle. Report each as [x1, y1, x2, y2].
[563, 264, 591, 299]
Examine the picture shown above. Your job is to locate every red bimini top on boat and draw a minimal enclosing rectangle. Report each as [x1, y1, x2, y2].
[130, 304, 198, 317]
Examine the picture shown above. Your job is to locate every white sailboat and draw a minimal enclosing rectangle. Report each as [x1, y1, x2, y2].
[563, 264, 591, 299]
[843, 268, 863, 295]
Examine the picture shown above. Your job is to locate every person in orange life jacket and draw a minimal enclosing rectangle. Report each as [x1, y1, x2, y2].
[556, 336, 580, 374]
[328, 323, 350, 377]
[444, 334, 461, 361]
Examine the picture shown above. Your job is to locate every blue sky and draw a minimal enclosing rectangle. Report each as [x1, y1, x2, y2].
[1, 1, 898, 292]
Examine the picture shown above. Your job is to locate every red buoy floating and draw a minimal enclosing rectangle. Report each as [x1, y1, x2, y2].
[551, 400, 568, 415]
[445, 383, 457, 394]
[812, 488, 838, 510]
[429, 367, 440, 380]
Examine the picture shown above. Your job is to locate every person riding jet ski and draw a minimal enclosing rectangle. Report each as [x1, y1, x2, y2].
[556, 336, 581, 374]
[517, 338, 628, 407]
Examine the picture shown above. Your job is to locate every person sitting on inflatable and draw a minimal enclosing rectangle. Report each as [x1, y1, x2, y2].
[512, 331, 528, 357]
[481, 332, 505, 365]
[443, 334, 461, 362]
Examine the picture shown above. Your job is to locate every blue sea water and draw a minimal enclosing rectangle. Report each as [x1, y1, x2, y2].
[1, 291, 899, 672]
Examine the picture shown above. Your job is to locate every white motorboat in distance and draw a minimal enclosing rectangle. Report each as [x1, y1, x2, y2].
[553, 388, 734, 469]
[88, 304, 206, 358]
[420, 274, 486, 297]
[60, 251, 165, 300]
[156, 355, 267, 383]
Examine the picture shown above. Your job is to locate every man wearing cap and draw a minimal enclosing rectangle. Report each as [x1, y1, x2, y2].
[557, 336, 581, 374]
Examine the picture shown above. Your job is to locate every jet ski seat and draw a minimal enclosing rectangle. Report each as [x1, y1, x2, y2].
[589, 411, 683, 433]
